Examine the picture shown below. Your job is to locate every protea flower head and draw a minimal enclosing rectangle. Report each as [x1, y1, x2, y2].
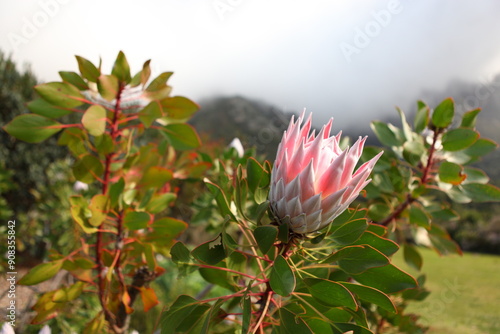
[269, 111, 382, 234]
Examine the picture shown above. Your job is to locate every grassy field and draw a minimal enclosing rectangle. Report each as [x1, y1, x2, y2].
[392, 248, 500, 334]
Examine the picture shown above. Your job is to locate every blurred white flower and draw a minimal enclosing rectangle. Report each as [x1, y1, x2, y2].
[73, 181, 89, 192]
[38, 325, 51, 334]
[0, 323, 15, 334]
[228, 138, 244, 157]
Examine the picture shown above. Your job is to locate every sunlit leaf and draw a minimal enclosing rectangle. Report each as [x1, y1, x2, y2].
[139, 287, 159, 312]
[82, 105, 106, 136]
[18, 260, 64, 285]
[97, 74, 119, 101]
[161, 96, 199, 120]
[35, 82, 85, 108]
[3, 114, 62, 143]
[59, 71, 89, 90]
[112, 51, 131, 83]
[161, 123, 201, 150]
[75, 55, 100, 82]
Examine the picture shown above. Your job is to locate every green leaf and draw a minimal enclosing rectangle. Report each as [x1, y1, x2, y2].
[205, 181, 236, 220]
[161, 96, 199, 120]
[131, 59, 152, 87]
[342, 282, 397, 313]
[111, 51, 131, 83]
[270, 255, 295, 297]
[278, 222, 290, 243]
[352, 231, 399, 256]
[139, 101, 163, 128]
[200, 298, 226, 334]
[246, 157, 269, 194]
[108, 178, 125, 207]
[368, 203, 391, 222]
[123, 211, 151, 230]
[463, 167, 489, 184]
[462, 138, 498, 157]
[199, 263, 237, 291]
[161, 123, 201, 150]
[431, 98, 454, 128]
[323, 245, 389, 275]
[428, 224, 462, 255]
[95, 133, 114, 155]
[442, 128, 479, 151]
[72, 154, 104, 184]
[160, 295, 206, 334]
[278, 308, 314, 334]
[438, 161, 466, 185]
[304, 278, 357, 309]
[461, 183, 500, 202]
[140, 166, 173, 188]
[408, 206, 430, 228]
[242, 296, 251, 334]
[397, 107, 412, 141]
[192, 234, 227, 265]
[352, 264, 417, 293]
[97, 75, 119, 101]
[414, 100, 429, 133]
[18, 260, 63, 285]
[403, 244, 423, 271]
[88, 194, 109, 226]
[147, 72, 173, 91]
[370, 121, 401, 147]
[460, 108, 481, 128]
[59, 71, 89, 90]
[3, 114, 62, 143]
[82, 105, 106, 136]
[170, 241, 191, 264]
[70, 196, 98, 234]
[253, 225, 278, 255]
[331, 323, 374, 334]
[27, 98, 74, 118]
[35, 82, 85, 108]
[148, 217, 187, 244]
[330, 219, 368, 245]
[145, 193, 177, 214]
[75, 55, 100, 82]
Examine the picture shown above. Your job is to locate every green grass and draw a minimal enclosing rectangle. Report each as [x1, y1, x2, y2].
[393, 248, 500, 333]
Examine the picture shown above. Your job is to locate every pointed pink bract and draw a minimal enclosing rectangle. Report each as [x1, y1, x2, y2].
[269, 111, 382, 234]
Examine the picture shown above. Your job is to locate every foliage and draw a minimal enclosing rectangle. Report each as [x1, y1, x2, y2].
[4, 49, 499, 334]
[4, 52, 204, 333]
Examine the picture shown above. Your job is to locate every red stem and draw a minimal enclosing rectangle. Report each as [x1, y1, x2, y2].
[378, 128, 442, 227]
[96, 82, 125, 327]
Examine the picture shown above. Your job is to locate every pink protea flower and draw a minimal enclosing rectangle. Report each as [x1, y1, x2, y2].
[269, 111, 382, 234]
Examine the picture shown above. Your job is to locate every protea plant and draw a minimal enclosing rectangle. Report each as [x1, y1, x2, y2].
[269, 111, 382, 234]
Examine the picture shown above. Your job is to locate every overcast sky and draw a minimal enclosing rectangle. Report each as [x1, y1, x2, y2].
[1, 0, 500, 130]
